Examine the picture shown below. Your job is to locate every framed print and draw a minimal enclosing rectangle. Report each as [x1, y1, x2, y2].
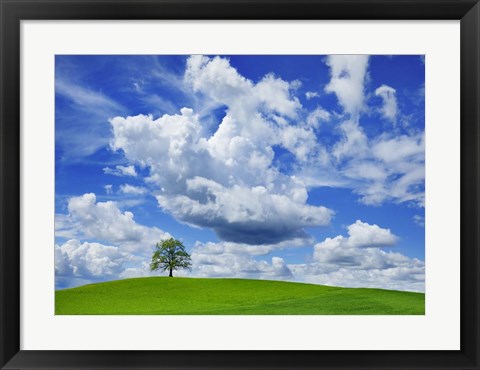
[0, 0, 479, 369]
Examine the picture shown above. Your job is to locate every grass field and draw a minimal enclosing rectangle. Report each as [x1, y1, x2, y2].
[55, 277, 424, 315]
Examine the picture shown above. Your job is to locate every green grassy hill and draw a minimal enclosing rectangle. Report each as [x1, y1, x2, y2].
[55, 277, 424, 315]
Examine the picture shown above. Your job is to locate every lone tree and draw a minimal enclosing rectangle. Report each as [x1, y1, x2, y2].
[150, 238, 192, 277]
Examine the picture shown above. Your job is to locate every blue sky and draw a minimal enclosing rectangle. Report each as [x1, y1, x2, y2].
[55, 55, 425, 292]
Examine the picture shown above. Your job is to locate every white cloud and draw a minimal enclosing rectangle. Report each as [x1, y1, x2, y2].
[342, 162, 388, 182]
[156, 176, 331, 245]
[305, 91, 319, 100]
[104, 184, 113, 194]
[375, 84, 398, 124]
[192, 237, 310, 258]
[55, 239, 133, 279]
[54, 214, 78, 239]
[185, 56, 301, 118]
[110, 108, 208, 177]
[289, 262, 425, 292]
[140, 93, 178, 115]
[56, 79, 124, 113]
[345, 220, 398, 247]
[189, 241, 293, 280]
[185, 55, 252, 106]
[313, 221, 398, 266]
[119, 184, 148, 195]
[133, 81, 143, 93]
[103, 165, 137, 177]
[290, 220, 424, 292]
[279, 125, 318, 162]
[326, 127, 425, 206]
[254, 74, 301, 118]
[332, 119, 369, 160]
[314, 221, 397, 263]
[55, 77, 126, 161]
[56, 193, 170, 253]
[413, 215, 425, 227]
[366, 133, 425, 206]
[372, 133, 424, 164]
[306, 107, 330, 129]
[324, 55, 369, 116]
[55, 238, 144, 289]
[55, 193, 172, 288]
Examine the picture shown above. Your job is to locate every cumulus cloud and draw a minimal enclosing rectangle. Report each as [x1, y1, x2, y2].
[156, 177, 331, 244]
[109, 56, 333, 245]
[56, 193, 170, 253]
[55, 239, 140, 289]
[325, 55, 369, 116]
[305, 91, 319, 100]
[313, 220, 398, 263]
[375, 84, 398, 124]
[344, 220, 398, 247]
[55, 239, 133, 280]
[119, 184, 148, 195]
[185, 56, 301, 119]
[103, 165, 137, 177]
[189, 241, 293, 280]
[292, 220, 424, 292]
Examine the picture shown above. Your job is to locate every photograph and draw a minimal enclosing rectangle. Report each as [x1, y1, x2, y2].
[54, 54, 425, 315]
[3, 0, 478, 367]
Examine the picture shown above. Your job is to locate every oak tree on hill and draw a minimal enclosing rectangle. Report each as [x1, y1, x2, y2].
[150, 238, 192, 277]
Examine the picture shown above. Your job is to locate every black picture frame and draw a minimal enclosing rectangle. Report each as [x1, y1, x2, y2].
[1, 0, 479, 369]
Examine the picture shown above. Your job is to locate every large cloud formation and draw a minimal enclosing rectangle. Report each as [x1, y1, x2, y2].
[55, 193, 171, 288]
[299, 220, 424, 292]
[110, 56, 424, 234]
[188, 220, 424, 292]
[109, 56, 334, 245]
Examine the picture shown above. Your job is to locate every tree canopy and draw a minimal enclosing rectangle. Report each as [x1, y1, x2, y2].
[150, 238, 192, 277]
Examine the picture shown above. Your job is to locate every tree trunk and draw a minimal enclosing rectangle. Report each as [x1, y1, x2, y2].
[169, 268, 173, 277]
